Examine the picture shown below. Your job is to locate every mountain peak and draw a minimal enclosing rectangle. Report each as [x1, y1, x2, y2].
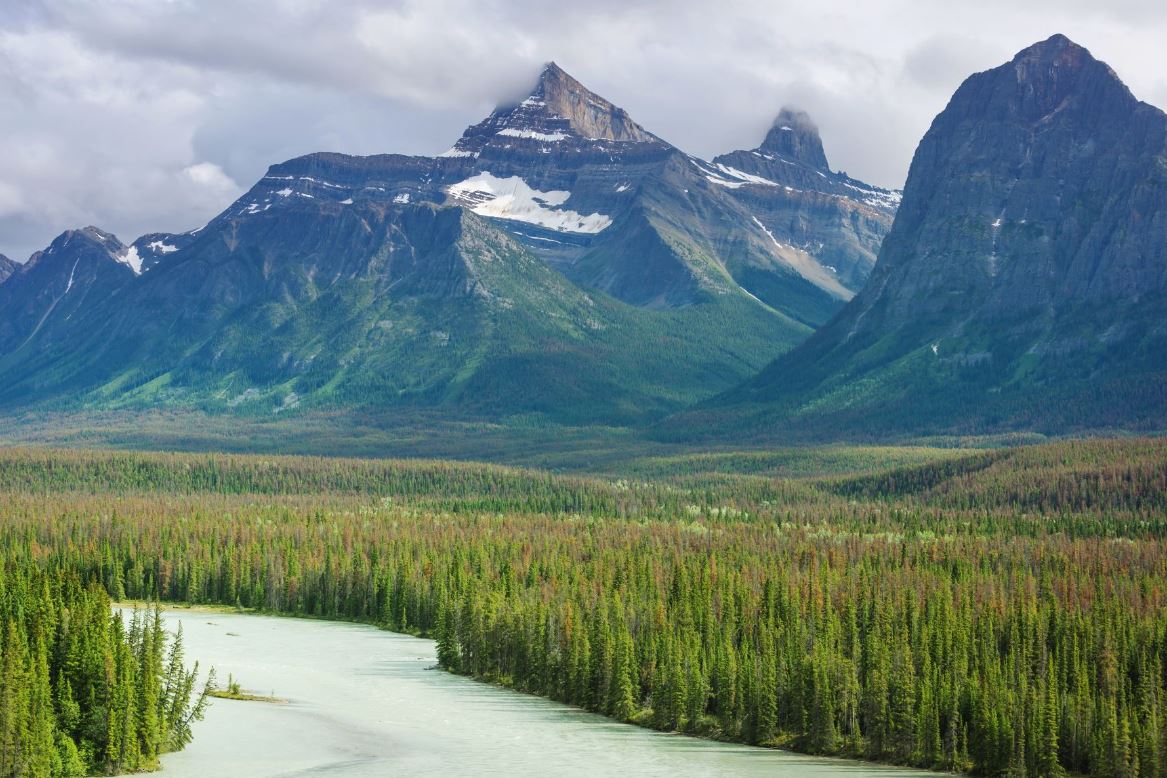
[444, 62, 660, 156]
[537, 61, 570, 86]
[1013, 33, 1085, 64]
[759, 107, 829, 170]
[75, 226, 123, 246]
[1011, 33, 1098, 81]
[928, 33, 1129, 127]
[1002, 34, 1135, 117]
[516, 61, 659, 143]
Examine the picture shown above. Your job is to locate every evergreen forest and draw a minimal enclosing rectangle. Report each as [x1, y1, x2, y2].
[0, 439, 1164, 776]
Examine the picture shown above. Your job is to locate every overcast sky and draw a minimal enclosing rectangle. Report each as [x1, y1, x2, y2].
[1, 0, 1165, 261]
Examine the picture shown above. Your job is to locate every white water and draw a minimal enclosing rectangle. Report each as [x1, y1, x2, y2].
[147, 609, 943, 777]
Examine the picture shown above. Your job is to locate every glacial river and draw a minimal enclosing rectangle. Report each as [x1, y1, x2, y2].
[141, 609, 943, 777]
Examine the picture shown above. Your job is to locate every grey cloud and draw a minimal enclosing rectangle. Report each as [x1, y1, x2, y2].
[902, 35, 997, 92]
[0, 0, 1164, 261]
[189, 86, 483, 187]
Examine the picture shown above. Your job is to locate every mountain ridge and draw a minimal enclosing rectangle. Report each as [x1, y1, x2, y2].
[1, 62, 886, 424]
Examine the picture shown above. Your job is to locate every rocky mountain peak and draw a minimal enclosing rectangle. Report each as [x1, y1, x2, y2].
[444, 62, 661, 156]
[1002, 34, 1135, 121]
[72, 226, 124, 249]
[529, 62, 657, 143]
[27, 226, 153, 277]
[759, 107, 829, 170]
[34, 226, 122, 263]
[1012, 33, 1089, 71]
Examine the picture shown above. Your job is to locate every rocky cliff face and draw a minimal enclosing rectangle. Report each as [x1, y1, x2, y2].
[433, 64, 886, 317]
[704, 35, 1167, 438]
[855, 34, 1166, 327]
[0, 255, 15, 285]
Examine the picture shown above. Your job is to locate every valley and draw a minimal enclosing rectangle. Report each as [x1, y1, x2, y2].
[0, 23, 1162, 778]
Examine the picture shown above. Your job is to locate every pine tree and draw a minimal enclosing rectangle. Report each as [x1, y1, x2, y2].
[435, 593, 460, 672]
[1036, 663, 1063, 778]
[610, 628, 638, 721]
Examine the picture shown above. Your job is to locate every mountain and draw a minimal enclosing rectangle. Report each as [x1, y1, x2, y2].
[712, 108, 900, 291]
[431, 63, 894, 321]
[0, 255, 15, 285]
[687, 35, 1167, 440]
[0, 228, 137, 354]
[0, 63, 898, 425]
[3, 202, 804, 424]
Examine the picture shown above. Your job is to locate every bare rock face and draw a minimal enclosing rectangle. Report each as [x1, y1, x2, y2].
[0, 255, 15, 285]
[708, 35, 1167, 439]
[432, 65, 887, 318]
[860, 34, 1166, 326]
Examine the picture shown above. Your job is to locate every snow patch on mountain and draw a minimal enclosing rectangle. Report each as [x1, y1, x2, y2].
[117, 246, 143, 275]
[147, 241, 178, 254]
[496, 128, 569, 142]
[842, 181, 903, 209]
[714, 164, 779, 187]
[64, 259, 79, 293]
[447, 172, 612, 234]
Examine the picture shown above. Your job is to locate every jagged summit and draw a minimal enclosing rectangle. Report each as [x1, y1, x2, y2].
[759, 107, 829, 170]
[1012, 33, 1087, 67]
[443, 62, 662, 156]
[709, 105, 900, 291]
[1003, 34, 1135, 118]
[23, 226, 179, 278]
[36, 227, 125, 265]
[529, 62, 658, 143]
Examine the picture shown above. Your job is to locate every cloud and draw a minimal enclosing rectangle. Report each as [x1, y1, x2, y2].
[0, 0, 1164, 260]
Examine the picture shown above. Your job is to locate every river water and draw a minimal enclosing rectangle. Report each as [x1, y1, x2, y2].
[143, 609, 943, 777]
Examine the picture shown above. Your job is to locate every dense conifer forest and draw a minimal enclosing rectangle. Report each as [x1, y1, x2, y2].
[0, 567, 209, 776]
[1, 439, 1165, 776]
